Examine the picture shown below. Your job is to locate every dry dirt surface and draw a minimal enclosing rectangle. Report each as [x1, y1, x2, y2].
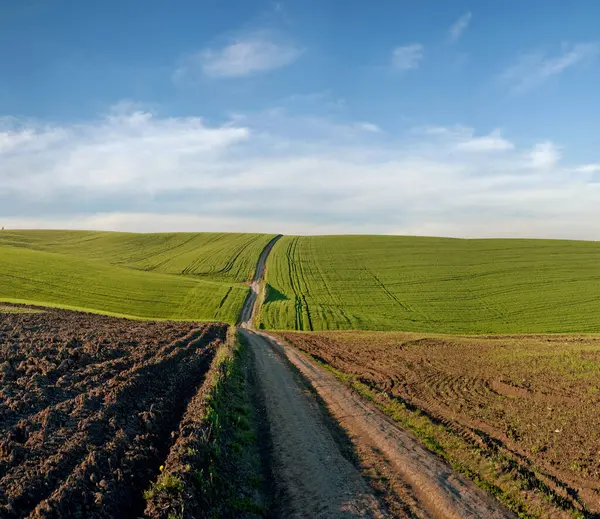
[242, 329, 389, 519]
[276, 331, 600, 517]
[240, 235, 389, 518]
[0, 305, 227, 519]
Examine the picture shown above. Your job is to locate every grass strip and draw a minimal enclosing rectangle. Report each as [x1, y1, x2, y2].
[143, 328, 266, 519]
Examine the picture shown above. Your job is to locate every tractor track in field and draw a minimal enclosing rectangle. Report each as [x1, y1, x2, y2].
[241, 237, 517, 518]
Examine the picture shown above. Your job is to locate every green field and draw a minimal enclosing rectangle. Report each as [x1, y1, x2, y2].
[0, 231, 275, 322]
[0, 230, 274, 282]
[5, 231, 600, 332]
[259, 235, 600, 333]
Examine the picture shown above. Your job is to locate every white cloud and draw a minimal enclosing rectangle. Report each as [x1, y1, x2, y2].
[455, 129, 514, 152]
[529, 141, 561, 169]
[501, 42, 599, 93]
[574, 164, 600, 174]
[416, 126, 514, 152]
[0, 110, 249, 195]
[176, 33, 303, 80]
[354, 122, 382, 133]
[0, 130, 35, 153]
[0, 117, 67, 154]
[1, 108, 600, 239]
[416, 125, 463, 136]
[448, 12, 472, 43]
[391, 44, 424, 70]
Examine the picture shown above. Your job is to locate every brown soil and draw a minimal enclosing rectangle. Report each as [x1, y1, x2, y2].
[142, 346, 225, 519]
[0, 305, 226, 519]
[143, 329, 265, 519]
[275, 330, 600, 517]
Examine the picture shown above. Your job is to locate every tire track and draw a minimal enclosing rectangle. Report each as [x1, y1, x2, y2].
[263, 333, 517, 519]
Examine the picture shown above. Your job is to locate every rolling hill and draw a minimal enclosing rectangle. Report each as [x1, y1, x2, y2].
[0, 230, 274, 282]
[0, 230, 275, 322]
[258, 235, 600, 333]
[5, 231, 600, 332]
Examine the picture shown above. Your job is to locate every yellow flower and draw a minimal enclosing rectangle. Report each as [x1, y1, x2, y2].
[159, 465, 164, 472]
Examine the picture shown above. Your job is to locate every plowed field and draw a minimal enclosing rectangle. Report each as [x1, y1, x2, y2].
[0, 305, 227, 519]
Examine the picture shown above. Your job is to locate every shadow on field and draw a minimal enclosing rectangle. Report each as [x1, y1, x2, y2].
[264, 284, 289, 303]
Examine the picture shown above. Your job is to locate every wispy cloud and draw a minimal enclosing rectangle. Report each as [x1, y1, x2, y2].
[174, 32, 303, 81]
[354, 122, 382, 133]
[448, 12, 472, 43]
[418, 126, 514, 152]
[391, 44, 424, 70]
[529, 141, 561, 169]
[277, 90, 346, 110]
[501, 42, 599, 93]
[574, 164, 600, 174]
[455, 129, 514, 152]
[2, 107, 600, 239]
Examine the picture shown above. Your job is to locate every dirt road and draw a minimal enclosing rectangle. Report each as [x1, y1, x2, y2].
[242, 239, 516, 518]
[242, 329, 388, 518]
[238, 234, 282, 328]
[264, 333, 517, 519]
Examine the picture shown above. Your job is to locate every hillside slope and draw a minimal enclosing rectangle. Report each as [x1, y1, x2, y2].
[0, 231, 278, 321]
[0, 230, 275, 283]
[259, 235, 600, 333]
[0, 245, 248, 322]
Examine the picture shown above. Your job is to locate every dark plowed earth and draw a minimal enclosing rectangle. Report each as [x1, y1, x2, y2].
[0, 306, 226, 519]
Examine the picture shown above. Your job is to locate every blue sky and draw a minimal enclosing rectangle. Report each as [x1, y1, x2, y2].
[1, 0, 600, 237]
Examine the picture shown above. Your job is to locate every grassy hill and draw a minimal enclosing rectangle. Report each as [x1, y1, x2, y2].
[258, 235, 600, 334]
[5, 231, 600, 333]
[0, 231, 275, 322]
[0, 230, 274, 282]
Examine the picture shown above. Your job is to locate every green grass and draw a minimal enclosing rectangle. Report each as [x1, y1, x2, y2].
[0, 242, 250, 322]
[0, 230, 276, 321]
[144, 472, 185, 500]
[259, 235, 600, 333]
[0, 230, 275, 282]
[6, 231, 600, 332]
